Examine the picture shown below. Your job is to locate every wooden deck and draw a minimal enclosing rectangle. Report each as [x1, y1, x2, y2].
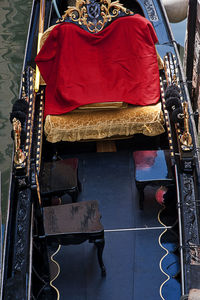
[48, 152, 181, 299]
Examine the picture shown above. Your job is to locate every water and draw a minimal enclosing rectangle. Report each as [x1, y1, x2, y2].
[0, 0, 187, 249]
[171, 19, 187, 46]
[0, 0, 32, 227]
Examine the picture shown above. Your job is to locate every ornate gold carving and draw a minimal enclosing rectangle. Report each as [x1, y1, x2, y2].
[179, 102, 193, 151]
[59, 0, 133, 33]
[12, 118, 26, 166]
[164, 53, 193, 151]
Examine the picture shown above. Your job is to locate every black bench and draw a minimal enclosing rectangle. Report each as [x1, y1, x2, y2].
[43, 200, 106, 276]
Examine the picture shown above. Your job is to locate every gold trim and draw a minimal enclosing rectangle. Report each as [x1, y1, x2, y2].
[35, 171, 42, 206]
[35, 89, 44, 173]
[35, 0, 46, 92]
[12, 118, 26, 166]
[50, 244, 61, 300]
[179, 102, 193, 150]
[160, 76, 175, 158]
[163, 54, 193, 152]
[158, 207, 170, 300]
[59, 0, 132, 33]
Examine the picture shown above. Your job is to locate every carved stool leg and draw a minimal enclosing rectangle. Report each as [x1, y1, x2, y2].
[139, 187, 144, 210]
[94, 238, 106, 277]
[67, 187, 79, 202]
[136, 183, 145, 210]
[78, 179, 82, 192]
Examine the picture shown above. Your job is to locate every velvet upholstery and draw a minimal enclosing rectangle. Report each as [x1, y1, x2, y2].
[36, 15, 160, 118]
[40, 24, 164, 77]
[38, 12, 164, 143]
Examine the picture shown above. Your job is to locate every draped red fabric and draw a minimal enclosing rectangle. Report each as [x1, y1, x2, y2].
[35, 15, 160, 118]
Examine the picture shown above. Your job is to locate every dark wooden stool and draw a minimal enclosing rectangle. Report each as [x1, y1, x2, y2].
[40, 158, 80, 202]
[43, 200, 106, 276]
[133, 150, 174, 209]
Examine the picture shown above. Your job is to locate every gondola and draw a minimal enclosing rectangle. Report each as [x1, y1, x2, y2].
[1, 0, 200, 299]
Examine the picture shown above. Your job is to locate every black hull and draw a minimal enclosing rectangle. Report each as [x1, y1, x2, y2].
[1, 1, 200, 299]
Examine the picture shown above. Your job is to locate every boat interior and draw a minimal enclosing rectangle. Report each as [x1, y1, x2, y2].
[35, 141, 181, 299]
[8, 0, 188, 299]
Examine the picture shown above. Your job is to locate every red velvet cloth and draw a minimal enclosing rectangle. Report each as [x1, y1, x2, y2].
[35, 15, 160, 118]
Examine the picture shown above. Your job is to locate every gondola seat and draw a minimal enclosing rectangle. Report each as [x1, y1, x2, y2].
[44, 102, 165, 143]
[35, 0, 164, 143]
[43, 200, 106, 276]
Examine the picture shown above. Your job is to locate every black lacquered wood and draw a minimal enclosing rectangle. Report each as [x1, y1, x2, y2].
[134, 150, 174, 209]
[43, 200, 106, 276]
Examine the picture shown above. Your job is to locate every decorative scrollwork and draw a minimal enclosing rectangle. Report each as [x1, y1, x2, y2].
[12, 118, 26, 166]
[179, 102, 193, 151]
[182, 174, 199, 264]
[59, 0, 133, 33]
[190, 244, 200, 265]
[14, 190, 31, 272]
[163, 53, 193, 152]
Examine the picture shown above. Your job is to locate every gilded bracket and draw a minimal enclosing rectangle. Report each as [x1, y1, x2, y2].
[164, 53, 193, 152]
[12, 118, 26, 167]
[59, 0, 133, 33]
[179, 102, 193, 151]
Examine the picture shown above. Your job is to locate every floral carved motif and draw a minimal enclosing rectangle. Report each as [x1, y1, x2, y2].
[59, 0, 133, 33]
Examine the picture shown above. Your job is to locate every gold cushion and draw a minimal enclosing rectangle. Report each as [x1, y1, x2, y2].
[44, 102, 165, 143]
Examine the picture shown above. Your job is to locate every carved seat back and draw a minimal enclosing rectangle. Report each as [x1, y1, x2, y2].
[58, 0, 134, 33]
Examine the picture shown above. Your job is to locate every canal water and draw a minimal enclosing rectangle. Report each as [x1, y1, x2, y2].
[0, 0, 32, 229]
[0, 1, 187, 236]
